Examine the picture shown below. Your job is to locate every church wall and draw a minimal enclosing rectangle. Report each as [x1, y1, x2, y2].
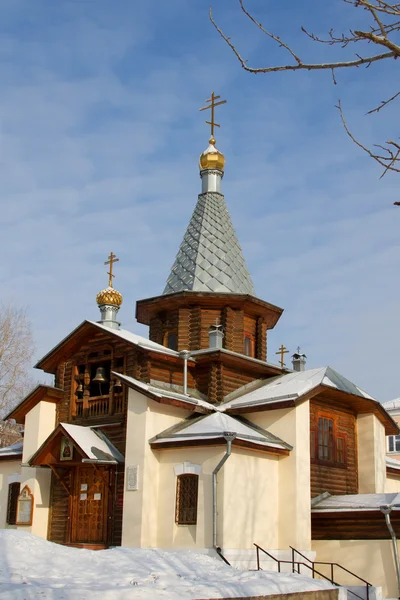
[219, 449, 279, 550]
[19, 401, 56, 538]
[312, 539, 398, 599]
[310, 400, 358, 496]
[122, 389, 189, 548]
[155, 446, 224, 548]
[0, 461, 21, 529]
[385, 474, 400, 493]
[246, 403, 312, 551]
[357, 413, 386, 494]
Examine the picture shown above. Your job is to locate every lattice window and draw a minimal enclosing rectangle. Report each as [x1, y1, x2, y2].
[175, 474, 198, 525]
[6, 482, 20, 525]
[318, 417, 334, 461]
[388, 435, 400, 453]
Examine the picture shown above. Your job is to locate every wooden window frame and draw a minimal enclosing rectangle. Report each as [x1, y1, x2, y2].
[163, 331, 178, 351]
[388, 434, 400, 453]
[175, 474, 199, 525]
[243, 333, 255, 357]
[6, 482, 20, 525]
[311, 412, 347, 468]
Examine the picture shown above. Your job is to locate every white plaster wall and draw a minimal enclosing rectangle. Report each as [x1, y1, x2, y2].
[357, 414, 386, 493]
[219, 449, 279, 550]
[122, 388, 189, 548]
[245, 402, 311, 551]
[0, 461, 21, 528]
[385, 475, 400, 493]
[312, 539, 398, 599]
[156, 446, 224, 548]
[18, 401, 56, 538]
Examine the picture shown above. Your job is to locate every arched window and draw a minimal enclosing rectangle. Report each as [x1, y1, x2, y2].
[6, 482, 20, 525]
[175, 474, 198, 525]
[164, 332, 178, 351]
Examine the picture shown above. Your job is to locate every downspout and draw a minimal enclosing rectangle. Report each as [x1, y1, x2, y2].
[213, 432, 236, 551]
[179, 350, 191, 395]
[380, 505, 400, 597]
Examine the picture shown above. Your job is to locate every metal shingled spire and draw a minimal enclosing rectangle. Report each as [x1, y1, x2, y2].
[163, 191, 255, 295]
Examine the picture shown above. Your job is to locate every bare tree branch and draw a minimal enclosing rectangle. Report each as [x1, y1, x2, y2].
[210, 0, 400, 181]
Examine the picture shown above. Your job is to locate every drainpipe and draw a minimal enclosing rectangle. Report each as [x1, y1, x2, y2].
[179, 350, 191, 395]
[213, 432, 236, 550]
[380, 505, 400, 597]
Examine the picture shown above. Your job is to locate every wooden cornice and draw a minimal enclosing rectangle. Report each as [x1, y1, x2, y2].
[136, 290, 283, 329]
[387, 466, 400, 477]
[150, 437, 290, 456]
[6, 385, 64, 424]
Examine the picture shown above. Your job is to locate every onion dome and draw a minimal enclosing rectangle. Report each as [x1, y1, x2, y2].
[96, 286, 123, 307]
[199, 137, 225, 172]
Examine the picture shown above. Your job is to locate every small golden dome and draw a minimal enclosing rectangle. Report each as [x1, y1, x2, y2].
[96, 286, 123, 307]
[199, 137, 225, 171]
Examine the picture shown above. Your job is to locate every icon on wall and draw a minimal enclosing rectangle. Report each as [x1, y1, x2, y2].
[60, 437, 73, 461]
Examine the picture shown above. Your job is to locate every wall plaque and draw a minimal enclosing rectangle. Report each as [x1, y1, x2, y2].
[16, 485, 34, 526]
[126, 465, 139, 491]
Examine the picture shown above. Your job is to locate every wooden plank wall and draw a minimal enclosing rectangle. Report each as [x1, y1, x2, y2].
[48, 472, 70, 544]
[312, 510, 400, 540]
[310, 399, 358, 497]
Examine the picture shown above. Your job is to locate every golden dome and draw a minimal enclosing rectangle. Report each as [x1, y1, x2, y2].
[96, 286, 123, 307]
[199, 137, 225, 171]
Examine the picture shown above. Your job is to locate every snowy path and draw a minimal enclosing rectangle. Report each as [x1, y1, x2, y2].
[0, 531, 338, 599]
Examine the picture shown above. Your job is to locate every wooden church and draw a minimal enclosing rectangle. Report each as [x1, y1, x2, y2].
[3, 93, 400, 598]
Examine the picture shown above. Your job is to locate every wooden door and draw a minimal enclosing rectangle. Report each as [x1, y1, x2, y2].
[71, 466, 109, 544]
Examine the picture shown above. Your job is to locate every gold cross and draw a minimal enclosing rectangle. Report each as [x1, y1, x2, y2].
[275, 344, 289, 368]
[104, 252, 119, 287]
[199, 91, 227, 138]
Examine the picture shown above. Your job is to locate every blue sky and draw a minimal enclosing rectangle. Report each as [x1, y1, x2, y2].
[0, 0, 399, 401]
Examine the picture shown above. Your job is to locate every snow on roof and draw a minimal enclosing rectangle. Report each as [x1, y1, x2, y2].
[387, 456, 400, 470]
[61, 423, 124, 463]
[88, 321, 179, 357]
[114, 373, 217, 412]
[0, 441, 23, 457]
[383, 398, 400, 411]
[312, 492, 400, 512]
[221, 366, 375, 411]
[151, 412, 292, 451]
[0, 530, 341, 599]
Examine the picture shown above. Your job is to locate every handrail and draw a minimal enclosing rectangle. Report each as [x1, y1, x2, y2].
[290, 546, 373, 588]
[254, 544, 370, 600]
[215, 546, 231, 566]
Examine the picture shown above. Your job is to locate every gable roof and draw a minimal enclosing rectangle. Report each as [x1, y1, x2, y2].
[35, 319, 179, 373]
[114, 373, 216, 413]
[163, 192, 255, 295]
[5, 385, 64, 424]
[0, 441, 23, 460]
[221, 366, 398, 435]
[150, 412, 291, 455]
[29, 422, 124, 466]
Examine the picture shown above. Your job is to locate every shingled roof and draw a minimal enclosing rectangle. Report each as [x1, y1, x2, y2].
[163, 192, 255, 295]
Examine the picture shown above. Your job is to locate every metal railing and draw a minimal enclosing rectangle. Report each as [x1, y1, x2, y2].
[254, 543, 372, 600]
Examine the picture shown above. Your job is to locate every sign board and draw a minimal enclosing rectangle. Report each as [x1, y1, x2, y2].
[126, 465, 139, 491]
[16, 485, 34, 526]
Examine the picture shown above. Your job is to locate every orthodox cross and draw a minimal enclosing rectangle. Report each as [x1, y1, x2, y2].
[276, 344, 289, 368]
[199, 91, 227, 138]
[104, 252, 119, 287]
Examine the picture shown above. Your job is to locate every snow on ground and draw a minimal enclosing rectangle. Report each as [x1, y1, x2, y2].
[0, 531, 340, 599]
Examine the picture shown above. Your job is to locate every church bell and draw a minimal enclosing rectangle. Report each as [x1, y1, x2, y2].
[92, 367, 108, 384]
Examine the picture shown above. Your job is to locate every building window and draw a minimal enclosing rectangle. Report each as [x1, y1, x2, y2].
[6, 482, 20, 525]
[243, 335, 255, 357]
[388, 435, 400, 453]
[164, 332, 177, 351]
[311, 415, 347, 465]
[175, 474, 198, 525]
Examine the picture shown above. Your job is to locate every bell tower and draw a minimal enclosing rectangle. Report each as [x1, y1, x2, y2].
[136, 93, 283, 360]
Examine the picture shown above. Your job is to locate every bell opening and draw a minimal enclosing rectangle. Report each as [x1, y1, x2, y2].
[90, 361, 111, 397]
